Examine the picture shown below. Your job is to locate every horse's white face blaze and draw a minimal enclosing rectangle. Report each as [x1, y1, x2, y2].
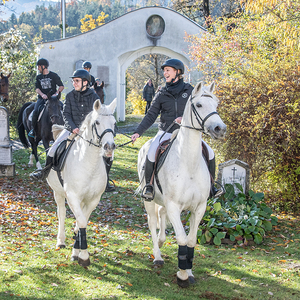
[92, 98, 117, 157]
[191, 82, 226, 139]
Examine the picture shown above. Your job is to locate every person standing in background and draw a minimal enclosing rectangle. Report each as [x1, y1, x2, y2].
[142, 78, 155, 114]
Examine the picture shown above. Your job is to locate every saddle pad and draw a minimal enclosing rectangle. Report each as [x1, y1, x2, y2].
[28, 106, 45, 122]
[53, 139, 75, 172]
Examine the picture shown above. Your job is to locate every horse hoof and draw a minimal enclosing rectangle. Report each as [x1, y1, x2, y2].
[71, 256, 78, 261]
[78, 257, 90, 267]
[188, 276, 196, 284]
[153, 260, 164, 266]
[177, 276, 189, 288]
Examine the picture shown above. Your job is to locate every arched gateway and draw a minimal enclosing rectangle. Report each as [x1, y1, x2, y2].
[39, 7, 206, 121]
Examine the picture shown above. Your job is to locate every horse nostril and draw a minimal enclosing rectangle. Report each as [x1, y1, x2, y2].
[214, 126, 221, 133]
[112, 143, 116, 150]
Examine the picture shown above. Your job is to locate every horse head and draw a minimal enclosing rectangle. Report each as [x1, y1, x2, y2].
[187, 81, 227, 139]
[82, 98, 117, 158]
[47, 92, 63, 125]
[94, 81, 105, 104]
[0, 73, 11, 102]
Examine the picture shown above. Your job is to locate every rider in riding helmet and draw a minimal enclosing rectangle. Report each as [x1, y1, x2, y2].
[28, 58, 64, 139]
[131, 58, 221, 200]
[30, 69, 115, 192]
[82, 61, 96, 87]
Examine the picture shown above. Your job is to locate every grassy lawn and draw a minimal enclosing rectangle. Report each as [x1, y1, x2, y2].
[1, 127, 300, 300]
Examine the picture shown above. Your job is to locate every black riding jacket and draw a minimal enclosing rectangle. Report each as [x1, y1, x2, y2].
[135, 79, 193, 136]
[63, 88, 99, 132]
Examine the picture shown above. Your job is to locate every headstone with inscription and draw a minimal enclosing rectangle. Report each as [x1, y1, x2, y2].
[0, 106, 15, 176]
[217, 159, 250, 195]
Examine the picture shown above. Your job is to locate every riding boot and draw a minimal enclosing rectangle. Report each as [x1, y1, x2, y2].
[142, 157, 155, 201]
[30, 156, 53, 181]
[105, 158, 115, 192]
[208, 157, 224, 198]
[28, 109, 38, 138]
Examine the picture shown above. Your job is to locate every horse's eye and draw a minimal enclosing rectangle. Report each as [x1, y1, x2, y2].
[196, 103, 202, 108]
[95, 120, 100, 125]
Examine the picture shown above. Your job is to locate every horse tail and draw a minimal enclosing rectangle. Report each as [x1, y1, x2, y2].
[16, 102, 32, 148]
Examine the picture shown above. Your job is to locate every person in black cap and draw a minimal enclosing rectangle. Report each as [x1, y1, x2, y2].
[131, 58, 220, 200]
[28, 58, 64, 138]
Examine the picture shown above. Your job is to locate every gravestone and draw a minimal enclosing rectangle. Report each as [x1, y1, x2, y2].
[217, 159, 250, 195]
[0, 106, 15, 176]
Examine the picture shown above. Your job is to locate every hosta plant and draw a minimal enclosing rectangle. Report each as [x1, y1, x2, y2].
[194, 183, 278, 246]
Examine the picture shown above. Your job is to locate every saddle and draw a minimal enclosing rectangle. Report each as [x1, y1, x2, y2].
[28, 104, 45, 122]
[150, 137, 211, 194]
[52, 138, 76, 185]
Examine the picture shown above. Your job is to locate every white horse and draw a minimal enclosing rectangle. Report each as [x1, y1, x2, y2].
[137, 82, 227, 287]
[47, 99, 117, 267]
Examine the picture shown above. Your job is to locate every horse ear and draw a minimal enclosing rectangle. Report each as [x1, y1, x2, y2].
[108, 98, 117, 113]
[94, 99, 101, 111]
[100, 81, 104, 88]
[47, 92, 52, 99]
[0, 73, 3, 79]
[57, 92, 61, 100]
[7, 73, 11, 78]
[208, 82, 215, 93]
[94, 82, 97, 89]
[192, 82, 203, 97]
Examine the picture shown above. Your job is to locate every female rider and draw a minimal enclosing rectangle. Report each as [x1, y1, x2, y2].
[131, 58, 219, 200]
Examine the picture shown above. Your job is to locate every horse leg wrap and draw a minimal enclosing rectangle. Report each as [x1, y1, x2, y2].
[178, 245, 188, 270]
[187, 246, 194, 269]
[79, 228, 87, 250]
[73, 233, 80, 249]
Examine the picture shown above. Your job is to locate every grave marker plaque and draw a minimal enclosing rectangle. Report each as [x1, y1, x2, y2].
[217, 159, 250, 195]
[0, 106, 15, 176]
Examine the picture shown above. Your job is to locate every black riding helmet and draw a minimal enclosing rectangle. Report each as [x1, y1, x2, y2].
[37, 58, 49, 68]
[82, 61, 92, 69]
[161, 59, 184, 74]
[71, 69, 91, 83]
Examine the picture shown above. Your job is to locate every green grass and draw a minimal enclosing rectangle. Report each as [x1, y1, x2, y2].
[1, 128, 300, 299]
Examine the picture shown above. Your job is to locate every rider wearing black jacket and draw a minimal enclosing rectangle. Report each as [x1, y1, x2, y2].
[30, 69, 115, 192]
[131, 58, 220, 200]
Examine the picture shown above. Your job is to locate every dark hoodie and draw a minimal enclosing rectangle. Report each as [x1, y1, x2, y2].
[135, 78, 193, 136]
[63, 88, 99, 132]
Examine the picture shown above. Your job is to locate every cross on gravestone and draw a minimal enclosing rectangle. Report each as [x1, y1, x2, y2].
[0, 106, 15, 176]
[217, 159, 250, 195]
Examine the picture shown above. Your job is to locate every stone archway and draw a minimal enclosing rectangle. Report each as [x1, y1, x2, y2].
[39, 7, 206, 121]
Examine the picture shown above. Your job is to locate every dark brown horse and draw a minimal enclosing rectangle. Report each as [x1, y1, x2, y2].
[0, 73, 11, 102]
[94, 81, 105, 104]
[17, 93, 64, 169]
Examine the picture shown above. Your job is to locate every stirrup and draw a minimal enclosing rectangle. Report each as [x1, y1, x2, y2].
[141, 184, 154, 201]
[212, 181, 225, 198]
[105, 179, 116, 192]
[28, 129, 35, 138]
[30, 169, 44, 181]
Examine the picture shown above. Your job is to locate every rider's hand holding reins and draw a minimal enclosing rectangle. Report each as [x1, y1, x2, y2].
[73, 128, 80, 134]
[175, 117, 182, 124]
[131, 133, 140, 144]
[41, 94, 48, 99]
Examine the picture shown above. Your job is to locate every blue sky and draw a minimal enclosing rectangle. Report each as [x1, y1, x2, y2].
[1, 0, 61, 21]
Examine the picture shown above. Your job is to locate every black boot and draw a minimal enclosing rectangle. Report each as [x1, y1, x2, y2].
[208, 157, 224, 198]
[28, 109, 38, 138]
[30, 156, 53, 181]
[105, 158, 115, 192]
[142, 157, 155, 201]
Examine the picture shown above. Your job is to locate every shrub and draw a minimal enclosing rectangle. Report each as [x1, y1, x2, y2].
[194, 183, 278, 246]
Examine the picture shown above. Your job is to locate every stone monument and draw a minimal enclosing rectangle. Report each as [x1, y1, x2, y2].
[0, 106, 15, 176]
[217, 159, 250, 195]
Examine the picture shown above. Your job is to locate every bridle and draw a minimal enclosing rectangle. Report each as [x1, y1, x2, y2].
[180, 94, 219, 132]
[76, 113, 115, 148]
[45, 99, 63, 124]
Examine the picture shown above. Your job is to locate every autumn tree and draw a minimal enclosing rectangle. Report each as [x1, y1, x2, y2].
[0, 28, 38, 119]
[187, 0, 300, 211]
[80, 12, 108, 32]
